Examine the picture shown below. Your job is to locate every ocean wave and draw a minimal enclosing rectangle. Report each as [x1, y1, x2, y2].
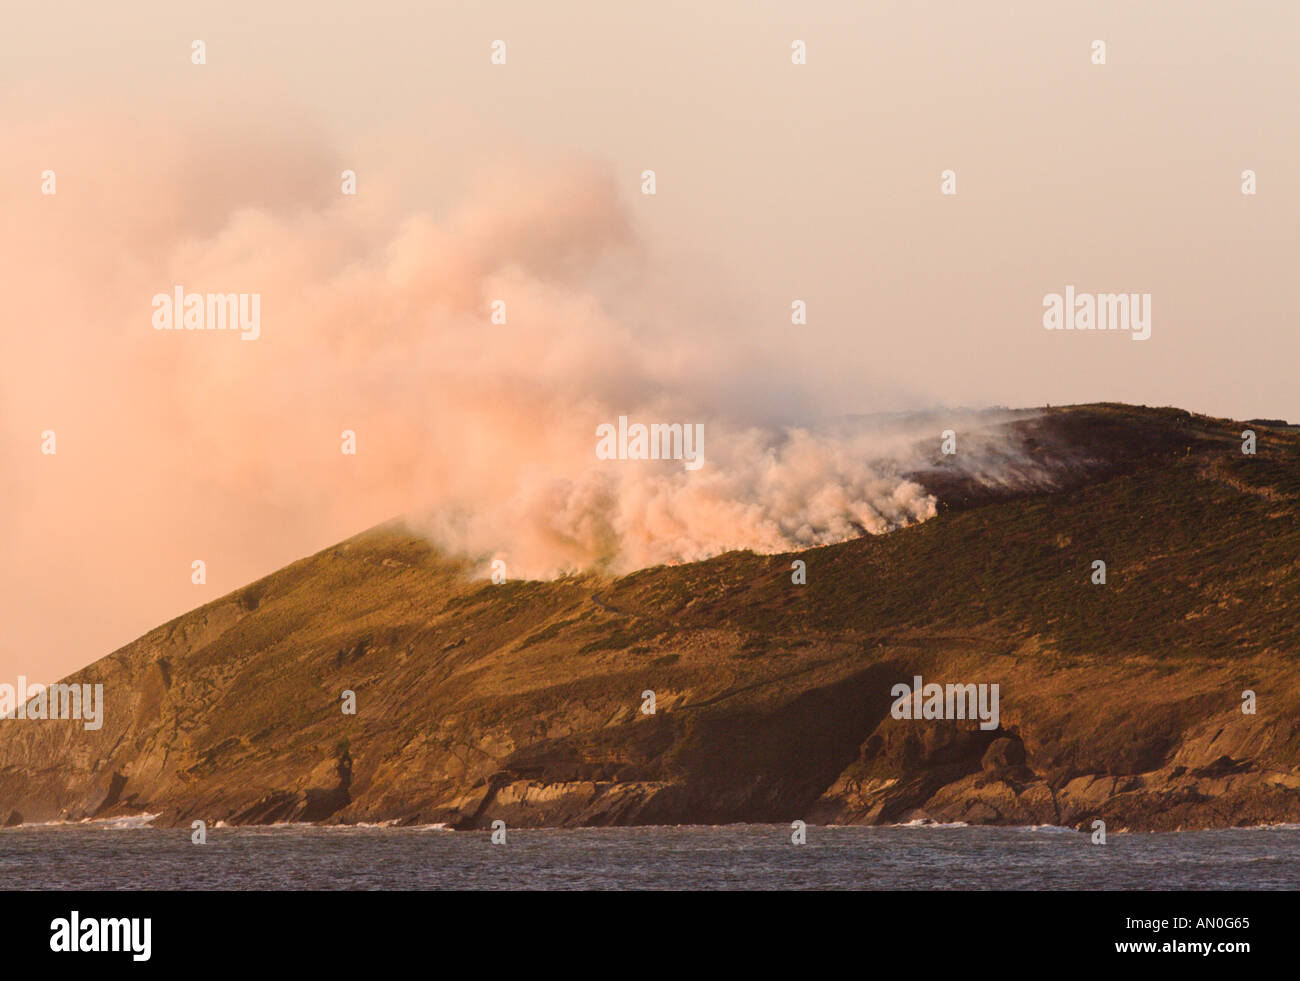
[212, 820, 452, 831]
[6, 812, 160, 830]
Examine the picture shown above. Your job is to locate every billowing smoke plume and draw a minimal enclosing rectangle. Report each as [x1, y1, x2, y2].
[0, 103, 1032, 677]
[419, 424, 943, 578]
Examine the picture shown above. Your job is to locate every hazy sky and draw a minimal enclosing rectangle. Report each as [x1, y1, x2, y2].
[3, 0, 1298, 681]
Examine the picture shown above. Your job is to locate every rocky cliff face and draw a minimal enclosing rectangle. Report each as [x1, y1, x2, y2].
[2, 404, 1298, 831]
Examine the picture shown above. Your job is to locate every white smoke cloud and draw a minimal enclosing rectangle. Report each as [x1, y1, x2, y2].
[1, 102, 1047, 679]
[416, 423, 943, 578]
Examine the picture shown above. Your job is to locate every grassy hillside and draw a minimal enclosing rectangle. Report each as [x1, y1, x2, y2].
[2, 404, 1298, 831]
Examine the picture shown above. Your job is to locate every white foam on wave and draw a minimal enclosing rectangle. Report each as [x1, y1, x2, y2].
[7, 812, 160, 830]
[208, 820, 454, 832]
[315, 821, 452, 831]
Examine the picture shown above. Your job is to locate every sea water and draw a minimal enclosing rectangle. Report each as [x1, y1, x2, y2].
[3, 820, 1299, 890]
